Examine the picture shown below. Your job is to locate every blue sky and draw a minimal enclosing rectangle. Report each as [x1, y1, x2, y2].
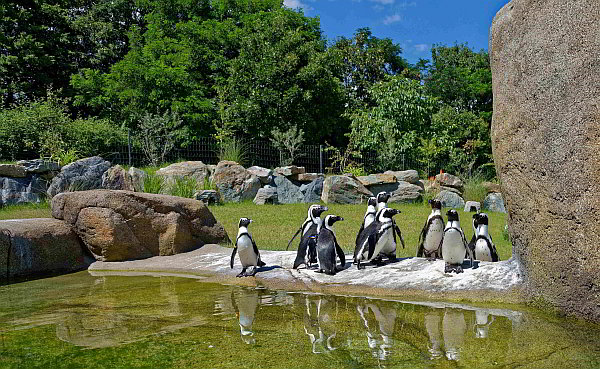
[283, 0, 511, 64]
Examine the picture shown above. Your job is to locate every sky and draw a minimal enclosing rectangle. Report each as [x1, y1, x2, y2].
[282, 0, 511, 65]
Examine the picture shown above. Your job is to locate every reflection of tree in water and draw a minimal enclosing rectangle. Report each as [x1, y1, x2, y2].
[356, 301, 397, 362]
[303, 295, 339, 354]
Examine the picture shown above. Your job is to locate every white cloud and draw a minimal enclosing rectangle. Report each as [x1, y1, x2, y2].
[369, 0, 395, 4]
[283, 0, 313, 11]
[383, 14, 402, 25]
[397, 1, 417, 7]
[414, 43, 429, 52]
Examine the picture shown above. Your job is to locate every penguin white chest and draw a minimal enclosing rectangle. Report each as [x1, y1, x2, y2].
[237, 235, 257, 267]
[364, 214, 375, 228]
[372, 228, 394, 259]
[442, 229, 465, 264]
[424, 220, 444, 252]
[475, 238, 492, 261]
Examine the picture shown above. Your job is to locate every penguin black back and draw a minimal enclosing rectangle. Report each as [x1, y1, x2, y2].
[316, 215, 345, 275]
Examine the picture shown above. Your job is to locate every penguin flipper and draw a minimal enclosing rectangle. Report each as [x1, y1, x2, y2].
[416, 243, 424, 257]
[286, 227, 302, 251]
[355, 222, 365, 247]
[230, 247, 237, 269]
[293, 240, 309, 269]
[394, 223, 405, 249]
[366, 233, 377, 261]
[335, 240, 346, 269]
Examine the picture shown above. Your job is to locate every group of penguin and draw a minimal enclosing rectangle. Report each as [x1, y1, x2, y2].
[230, 191, 499, 277]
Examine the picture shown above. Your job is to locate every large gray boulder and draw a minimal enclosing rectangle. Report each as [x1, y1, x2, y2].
[321, 175, 373, 204]
[156, 161, 210, 189]
[17, 159, 60, 175]
[301, 177, 324, 203]
[483, 193, 506, 213]
[435, 173, 464, 194]
[389, 181, 423, 203]
[52, 190, 229, 262]
[0, 164, 26, 178]
[247, 166, 273, 185]
[253, 186, 279, 205]
[212, 161, 261, 203]
[47, 156, 111, 198]
[102, 165, 134, 191]
[436, 190, 465, 209]
[384, 170, 420, 184]
[0, 176, 48, 205]
[0, 218, 91, 281]
[273, 175, 304, 204]
[490, 0, 600, 321]
[128, 167, 147, 192]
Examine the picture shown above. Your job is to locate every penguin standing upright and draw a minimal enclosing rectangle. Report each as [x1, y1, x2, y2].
[355, 197, 377, 246]
[440, 210, 473, 274]
[354, 208, 401, 269]
[416, 199, 445, 259]
[288, 205, 328, 269]
[315, 215, 346, 275]
[230, 218, 265, 277]
[471, 213, 499, 262]
[374, 191, 405, 260]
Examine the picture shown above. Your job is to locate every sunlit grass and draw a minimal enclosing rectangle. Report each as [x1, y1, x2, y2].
[0, 201, 52, 220]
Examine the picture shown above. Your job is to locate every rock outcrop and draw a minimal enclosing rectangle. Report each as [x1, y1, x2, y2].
[321, 175, 373, 204]
[47, 156, 111, 197]
[212, 161, 261, 203]
[101, 165, 135, 191]
[51, 190, 229, 262]
[156, 161, 210, 188]
[490, 0, 600, 321]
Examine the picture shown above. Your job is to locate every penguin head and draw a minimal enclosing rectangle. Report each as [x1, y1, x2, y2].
[238, 217, 252, 228]
[309, 204, 328, 219]
[376, 191, 390, 204]
[446, 210, 459, 222]
[474, 212, 489, 226]
[378, 207, 400, 221]
[324, 214, 344, 229]
[367, 197, 377, 207]
[428, 199, 442, 210]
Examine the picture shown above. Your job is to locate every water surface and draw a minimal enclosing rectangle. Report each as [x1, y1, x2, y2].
[1, 272, 598, 368]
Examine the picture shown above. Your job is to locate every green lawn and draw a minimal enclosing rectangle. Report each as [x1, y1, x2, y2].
[0, 200, 512, 260]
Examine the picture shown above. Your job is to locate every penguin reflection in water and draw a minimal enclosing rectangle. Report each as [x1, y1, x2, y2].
[316, 215, 346, 275]
[230, 218, 265, 277]
[356, 301, 397, 361]
[231, 289, 260, 345]
[354, 208, 402, 269]
[416, 199, 445, 260]
[440, 210, 473, 274]
[468, 213, 499, 262]
[288, 204, 329, 269]
[303, 295, 339, 353]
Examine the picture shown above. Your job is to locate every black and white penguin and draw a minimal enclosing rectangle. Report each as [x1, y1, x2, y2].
[315, 215, 346, 275]
[416, 199, 445, 259]
[354, 208, 401, 269]
[374, 191, 405, 259]
[470, 213, 499, 262]
[355, 196, 377, 246]
[376, 191, 391, 212]
[288, 204, 328, 269]
[230, 218, 265, 277]
[440, 210, 473, 274]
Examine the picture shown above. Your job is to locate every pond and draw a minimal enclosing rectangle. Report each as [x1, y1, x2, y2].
[1, 272, 599, 368]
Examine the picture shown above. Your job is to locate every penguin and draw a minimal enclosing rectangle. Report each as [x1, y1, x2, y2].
[354, 208, 401, 269]
[374, 191, 405, 260]
[355, 197, 377, 247]
[230, 218, 265, 277]
[315, 214, 346, 275]
[416, 199, 445, 260]
[470, 213, 499, 262]
[288, 204, 329, 269]
[440, 210, 473, 274]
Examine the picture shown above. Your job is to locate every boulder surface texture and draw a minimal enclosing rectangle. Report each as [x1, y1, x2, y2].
[47, 156, 111, 198]
[0, 218, 90, 281]
[52, 190, 229, 262]
[490, 0, 600, 321]
[321, 175, 372, 204]
[212, 161, 260, 203]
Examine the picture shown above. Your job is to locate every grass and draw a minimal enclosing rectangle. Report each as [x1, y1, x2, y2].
[0, 201, 52, 220]
[168, 176, 198, 198]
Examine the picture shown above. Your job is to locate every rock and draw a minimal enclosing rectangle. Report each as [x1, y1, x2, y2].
[321, 175, 373, 204]
[368, 182, 400, 196]
[0, 164, 26, 178]
[275, 165, 305, 177]
[357, 173, 397, 187]
[128, 167, 147, 192]
[212, 161, 261, 203]
[247, 166, 273, 185]
[273, 175, 304, 204]
[102, 165, 134, 191]
[389, 181, 423, 203]
[482, 181, 503, 194]
[52, 190, 229, 261]
[464, 201, 481, 213]
[0, 176, 48, 205]
[440, 185, 462, 195]
[435, 173, 464, 193]
[436, 190, 465, 209]
[301, 177, 324, 203]
[194, 190, 220, 205]
[16, 159, 60, 174]
[483, 193, 506, 213]
[0, 218, 91, 281]
[156, 161, 210, 187]
[47, 156, 111, 198]
[291, 173, 322, 183]
[384, 170, 420, 184]
[253, 187, 279, 205]
[490, 0, 600, 320]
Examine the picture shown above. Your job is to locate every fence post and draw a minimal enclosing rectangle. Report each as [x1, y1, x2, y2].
[319, 145, 323, 174]
[127, 128, 132, 166]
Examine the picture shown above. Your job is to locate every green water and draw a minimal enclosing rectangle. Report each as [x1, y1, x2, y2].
[1, 273, 599, 369]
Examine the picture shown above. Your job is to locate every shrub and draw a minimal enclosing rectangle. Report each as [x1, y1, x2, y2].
[136, 110, 183, 166]
[217, 138, 248, 166]
[270, 125, 304, 166]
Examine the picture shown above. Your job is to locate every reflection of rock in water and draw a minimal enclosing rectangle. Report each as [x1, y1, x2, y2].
[303, 295, 338, 353]
[424, 311, 443, 359]
[442, 309, 466, 361]
[474, 310, 495, 339]
[357, 301, 397, 361]
[160, 276, 181, 317]
[231, 289, 259, 345]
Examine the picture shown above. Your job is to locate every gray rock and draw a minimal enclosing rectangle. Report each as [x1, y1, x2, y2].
[440, 185, 462, 195]
[17, 159, 60, 174]
[102, 165, 134, 191]
[384, 170, 420, 184]
[389, 181, 424, 203]
[436, 190, 465, 209]
[321, 175, 373, 204]
[194, 190, 220, 205]
[275, 165, 305, 177]
[435, 173, 464, 192]
[274, 175, 304, 204]
[128, 167, 147, 192]
[368, 182, 400, 196]
[482, 181, 502, 194]
[291, 173, 323, 183]
[464, 201, 481, 213]
[483, 193, 506, 213]
[302, 177, 324, 203]
[247, 166, 274, 185]
[212, 161, 261, 203]
[0, 176, 48, 206]
[47, 156, 111, 198]
[357, 173, 397, 187]
[0, 164, 26, 178]
[253, 187, 279, 205]
[156, 161, 210, 188]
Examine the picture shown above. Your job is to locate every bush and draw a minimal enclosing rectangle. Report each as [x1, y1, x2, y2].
[62, 117, 127, 157]
[217, 138, 248, 166]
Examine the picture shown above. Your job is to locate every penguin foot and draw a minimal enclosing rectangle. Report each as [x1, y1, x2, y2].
[386, 254, 397, 263]
[444, 263, 463, 274]
[236, 270, 246, 278]
[324, 270, 336, 276]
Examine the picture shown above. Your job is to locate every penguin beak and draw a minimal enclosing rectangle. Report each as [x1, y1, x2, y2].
[249, 219, 253, 223]
[322, 206, 329, 211]
[337, 216, 344, 222]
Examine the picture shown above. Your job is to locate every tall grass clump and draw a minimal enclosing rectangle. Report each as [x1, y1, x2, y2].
[169, 177, 198, 198]
[144, 173, 165, 194]
[217, 138, 248, 166]
[463, 173, 491, 203]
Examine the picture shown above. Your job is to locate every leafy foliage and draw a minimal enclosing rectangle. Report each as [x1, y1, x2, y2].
[217, 138, 248, 166]
[270, 125, 305, 166]
[136, 110, 183, 166]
